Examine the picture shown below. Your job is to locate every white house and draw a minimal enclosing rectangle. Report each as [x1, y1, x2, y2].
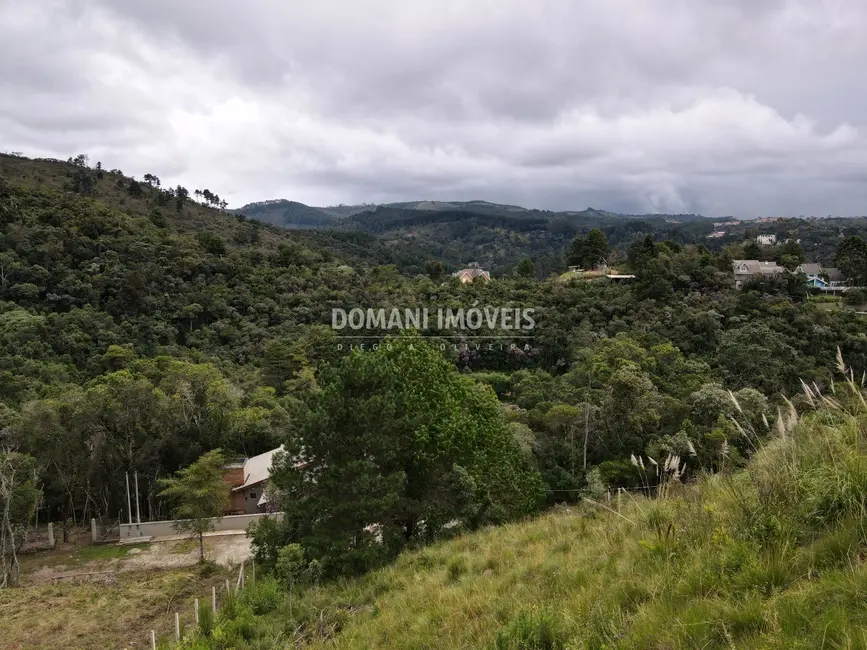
[756, 234, 777, 246]
[732, 259, 786, 289]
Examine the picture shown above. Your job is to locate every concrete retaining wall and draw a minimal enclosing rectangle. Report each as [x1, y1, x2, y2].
[119, 512, 282, 539]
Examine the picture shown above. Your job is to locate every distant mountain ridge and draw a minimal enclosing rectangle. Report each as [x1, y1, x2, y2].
[234, 198, 713, 276]
[235, 198, 708, 230]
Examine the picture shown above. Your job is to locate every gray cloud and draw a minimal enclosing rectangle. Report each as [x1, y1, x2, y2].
[2, 0, 867, 216]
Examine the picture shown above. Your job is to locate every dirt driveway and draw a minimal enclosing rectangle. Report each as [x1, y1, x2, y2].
[23, 531, 252, 585]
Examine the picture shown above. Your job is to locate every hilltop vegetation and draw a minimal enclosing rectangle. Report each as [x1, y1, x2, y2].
[0, 153, 446, 275]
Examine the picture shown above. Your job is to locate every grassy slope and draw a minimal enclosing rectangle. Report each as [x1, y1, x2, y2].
[182, 387, 867, 650]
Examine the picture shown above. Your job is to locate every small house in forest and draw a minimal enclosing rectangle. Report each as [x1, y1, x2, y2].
[732, 259, 786, 289]
[453, 262, 491, 283]
[222, 447, 284, 515]
[796, 263, 850, 292]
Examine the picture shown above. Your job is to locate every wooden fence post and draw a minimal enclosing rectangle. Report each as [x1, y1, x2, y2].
[212, 586, 217, 613]
[150, 629, 156, 650]
[174, 612, 180, 642]
[194, 598, 199, 625]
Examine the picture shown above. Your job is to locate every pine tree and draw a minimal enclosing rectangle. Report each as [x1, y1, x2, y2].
[158, 450, 229, 561]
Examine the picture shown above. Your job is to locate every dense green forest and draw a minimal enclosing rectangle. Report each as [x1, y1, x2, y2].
[2, 152, 867, 578]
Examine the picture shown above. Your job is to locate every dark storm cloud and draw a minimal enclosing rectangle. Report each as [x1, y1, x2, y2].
[2, 0, 867, 216]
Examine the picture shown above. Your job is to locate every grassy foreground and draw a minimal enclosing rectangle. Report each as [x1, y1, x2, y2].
[0, 564, 230, 650]
[176, 379, 867, 649]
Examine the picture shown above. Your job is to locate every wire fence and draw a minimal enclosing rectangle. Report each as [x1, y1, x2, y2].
[149, 561, 251, 649]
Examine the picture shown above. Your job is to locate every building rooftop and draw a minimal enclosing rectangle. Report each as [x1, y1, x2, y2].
[232, 446, 283, 492]
[732, 260, 785, 275]
[798, 263, 823, 276]
[453, 263, 491, 281]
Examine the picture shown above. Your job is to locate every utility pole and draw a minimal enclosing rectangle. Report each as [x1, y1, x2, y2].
[569, 421, 575, 480]
[125, 472, 132, 525]
[134, 472, 142, 524]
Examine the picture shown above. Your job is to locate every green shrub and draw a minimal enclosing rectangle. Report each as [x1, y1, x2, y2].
[248, 517, 286, 573]
[595, 459, 640, 487]
[242, 578, 283, 616]
[471, 371, 512, 397]
[801, 453, 867, 527]
[737, 550, 798, 596]
[149, 208, 167, 227]
[218, 589, 238, 620]
[843, 288, 866, 306]
[719, 539, 758, 577]
[196, 561, 220, 578]
[807, 521, 866, 570]
[221, 606, 256, 643]
[276, 544, 306, 589]
[722, 598, 768, 639]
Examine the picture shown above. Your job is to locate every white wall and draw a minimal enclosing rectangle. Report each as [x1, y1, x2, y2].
[119, 512, 282, 539]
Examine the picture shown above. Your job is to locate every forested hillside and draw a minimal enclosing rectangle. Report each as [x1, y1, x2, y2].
[237, 197, 717, 275]
[238, 193, 867, 277]
[2, 152, 867, 592]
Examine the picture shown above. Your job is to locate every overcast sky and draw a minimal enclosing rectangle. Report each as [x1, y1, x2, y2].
[2, 1, 867, 216]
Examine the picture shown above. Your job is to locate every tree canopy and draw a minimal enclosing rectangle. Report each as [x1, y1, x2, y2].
[568, 228, 610, 269]
[269, 335, 544, 576]
[158, 449, 229, 561]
